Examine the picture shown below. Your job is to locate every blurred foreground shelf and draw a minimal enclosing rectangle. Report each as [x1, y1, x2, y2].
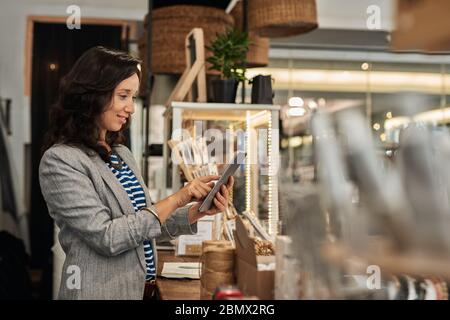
[322, 242, 450, 279]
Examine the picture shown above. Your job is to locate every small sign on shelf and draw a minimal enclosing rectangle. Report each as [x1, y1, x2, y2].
[175, 215, 215, 256]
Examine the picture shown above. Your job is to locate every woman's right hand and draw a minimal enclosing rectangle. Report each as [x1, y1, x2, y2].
[174, 175, 220, 208]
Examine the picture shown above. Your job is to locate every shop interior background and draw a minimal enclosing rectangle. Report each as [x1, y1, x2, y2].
[1, 0, 450, 299]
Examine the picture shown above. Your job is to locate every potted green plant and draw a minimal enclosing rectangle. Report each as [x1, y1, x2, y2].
[206, 28, 249, 103]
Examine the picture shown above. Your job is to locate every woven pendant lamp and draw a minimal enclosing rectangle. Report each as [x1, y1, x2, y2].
[139, 5, 234, 76]
[231, 1, 270, 68]
[248, 0, 318, 38]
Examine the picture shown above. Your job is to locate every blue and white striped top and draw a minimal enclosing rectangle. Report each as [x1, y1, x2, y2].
[106, 153, 156, 281]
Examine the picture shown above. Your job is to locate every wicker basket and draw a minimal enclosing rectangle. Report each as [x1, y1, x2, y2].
[139, 5, 234, 75]
[246, 33, 269, 67]
[248, 0, 318, 38]
[231, 1, 270, 68]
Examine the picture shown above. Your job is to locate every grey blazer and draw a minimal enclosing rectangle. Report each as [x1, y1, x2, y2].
[39, 143, 197, 300]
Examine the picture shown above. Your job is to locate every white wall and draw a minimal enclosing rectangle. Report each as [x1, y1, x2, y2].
[317, 0, 395, 31]
[0, 2, 28, 216]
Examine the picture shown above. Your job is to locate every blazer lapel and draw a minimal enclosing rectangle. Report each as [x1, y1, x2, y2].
[91, 155, 136, 217]
[92, 154, 147, 272]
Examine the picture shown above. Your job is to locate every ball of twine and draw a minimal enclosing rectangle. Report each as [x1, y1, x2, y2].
[200, 240, 235, 300]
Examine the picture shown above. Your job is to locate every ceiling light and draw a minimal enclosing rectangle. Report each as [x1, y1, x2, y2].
[288, 97, 304, 107]
[246, 68, 450, 94]
[289, 137, 303, 148]
[288, 107, 307, 117]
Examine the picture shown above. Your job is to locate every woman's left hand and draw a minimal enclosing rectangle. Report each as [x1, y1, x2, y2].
[188, 176, 234, 223]
[203, 176, 234, 215]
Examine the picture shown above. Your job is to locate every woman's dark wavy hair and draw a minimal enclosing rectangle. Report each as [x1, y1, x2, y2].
[43, 46, 141, 161]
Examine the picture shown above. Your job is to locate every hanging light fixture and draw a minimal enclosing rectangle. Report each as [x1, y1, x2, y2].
[248, 0, 318, 38]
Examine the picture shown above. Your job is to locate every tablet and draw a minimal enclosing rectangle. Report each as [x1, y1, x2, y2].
[198, 151, 246, 212]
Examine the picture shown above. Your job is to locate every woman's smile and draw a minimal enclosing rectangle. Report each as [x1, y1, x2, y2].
[117, 114, 128, 124]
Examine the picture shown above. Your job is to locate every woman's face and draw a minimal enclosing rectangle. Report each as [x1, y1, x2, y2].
[98, 73, 139, 140]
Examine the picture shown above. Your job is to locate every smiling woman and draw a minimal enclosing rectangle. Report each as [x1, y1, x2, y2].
[42, 46, 140, 161]
[38, 46, 233, 300]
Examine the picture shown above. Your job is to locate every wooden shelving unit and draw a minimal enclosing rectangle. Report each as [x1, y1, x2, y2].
[162, 101, 281, 236]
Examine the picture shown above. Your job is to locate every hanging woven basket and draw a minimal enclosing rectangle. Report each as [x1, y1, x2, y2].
[248, 0, 318, 38]
[231, 1, 270, 68]
[246, 34, 269, 67]
[140, 5, 234, 75]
